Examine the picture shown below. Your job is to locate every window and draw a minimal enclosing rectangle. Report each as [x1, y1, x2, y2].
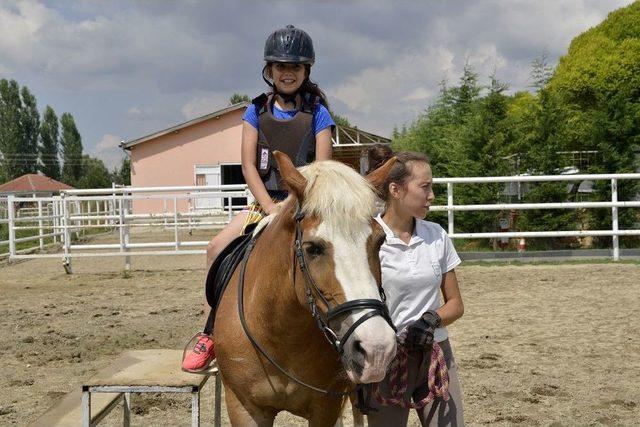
[221, 164, 247, 208]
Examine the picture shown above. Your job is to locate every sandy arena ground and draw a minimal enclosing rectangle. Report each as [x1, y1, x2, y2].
[0, 231, 638, 426]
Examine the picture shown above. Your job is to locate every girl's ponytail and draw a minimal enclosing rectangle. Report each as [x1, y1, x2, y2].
[300, 67, 329, 108]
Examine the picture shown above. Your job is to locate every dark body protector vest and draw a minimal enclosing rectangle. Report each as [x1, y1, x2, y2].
[253, 92, 319, 191]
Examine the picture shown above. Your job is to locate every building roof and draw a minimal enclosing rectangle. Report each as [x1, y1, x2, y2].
[0, 174, 75, 194]
[121, 102, 250, 149]
[121, 100, 391, 156]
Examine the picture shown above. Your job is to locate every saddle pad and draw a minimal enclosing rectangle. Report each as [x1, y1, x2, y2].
[205, 223, 258, 312]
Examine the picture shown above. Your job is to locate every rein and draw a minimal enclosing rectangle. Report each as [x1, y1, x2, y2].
[237, 205, 395, 398]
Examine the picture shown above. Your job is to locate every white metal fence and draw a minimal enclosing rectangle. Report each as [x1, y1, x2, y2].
[430, 173, 640, 261]
[1, 173, 638, 270]
[1, 184, 252, 271]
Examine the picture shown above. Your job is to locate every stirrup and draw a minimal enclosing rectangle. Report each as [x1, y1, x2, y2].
[181, 332, 218, 375]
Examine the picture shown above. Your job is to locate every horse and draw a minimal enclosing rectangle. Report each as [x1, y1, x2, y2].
[213, 151, 398, 426]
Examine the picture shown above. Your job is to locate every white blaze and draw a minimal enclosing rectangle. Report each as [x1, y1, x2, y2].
[314, 221, 396, 383]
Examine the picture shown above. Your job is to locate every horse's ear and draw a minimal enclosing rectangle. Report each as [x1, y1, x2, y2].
[273, 151, 307, 199]
[365, 157, 397, 189]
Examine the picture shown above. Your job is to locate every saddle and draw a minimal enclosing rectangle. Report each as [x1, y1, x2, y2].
[203, 223, 258, 335]
[205, 222, 259, 315]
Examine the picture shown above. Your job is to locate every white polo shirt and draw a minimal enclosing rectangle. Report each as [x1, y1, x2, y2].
[375, 214, 461, 343]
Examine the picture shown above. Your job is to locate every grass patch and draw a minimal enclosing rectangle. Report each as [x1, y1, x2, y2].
[1, 222, 115, 255]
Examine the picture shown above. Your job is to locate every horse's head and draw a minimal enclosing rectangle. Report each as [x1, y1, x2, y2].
[272, 151, 397, 384]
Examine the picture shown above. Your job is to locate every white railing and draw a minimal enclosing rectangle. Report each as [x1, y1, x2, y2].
[1, 197, 62, 258]
[431, 173, 640, 261]
[2, 173, 638, 270]
[2, 184, 253, 271]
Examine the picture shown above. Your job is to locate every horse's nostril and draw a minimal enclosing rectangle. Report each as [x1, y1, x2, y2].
[353, 339, 366, 357]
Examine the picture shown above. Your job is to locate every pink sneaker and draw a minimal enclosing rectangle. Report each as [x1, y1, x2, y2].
[182, 333, 216, 373]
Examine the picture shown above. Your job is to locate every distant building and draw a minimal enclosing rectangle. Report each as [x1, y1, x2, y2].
[0, 173, 74, 197]
[0, 174, 75, 214]
[501, 151, 602, 202]
[121, 102, 390, 213]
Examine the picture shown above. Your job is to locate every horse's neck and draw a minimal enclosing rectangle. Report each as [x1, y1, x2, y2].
[247, 223, 318, 339]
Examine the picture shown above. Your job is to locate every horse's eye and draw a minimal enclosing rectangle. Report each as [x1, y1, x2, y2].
[305, 242, 325, 258]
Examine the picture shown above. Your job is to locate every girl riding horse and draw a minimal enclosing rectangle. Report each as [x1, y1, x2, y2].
[183, 25, 335, 373]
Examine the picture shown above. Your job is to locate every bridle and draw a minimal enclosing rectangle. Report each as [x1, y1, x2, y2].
[237, 204, 396, 397]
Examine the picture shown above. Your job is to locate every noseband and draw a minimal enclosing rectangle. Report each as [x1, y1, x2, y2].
[237, 205, 395, 397]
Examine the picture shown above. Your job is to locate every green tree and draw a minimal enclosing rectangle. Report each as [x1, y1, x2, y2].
[546, 1, 640, 247]
[60, 113, 83, 185]
[394, 67, 513, 236]
[20, 86, 40, 175]
[0, 79, 23, 179]
[229, 93, 250, 105]
[39, 106, 60, 180]
[110, 157, 131, 186]
[120, 157, 131, 185]
[530, 49, 554, 91]
[77, 155, 111, 188]
[330, 112, 351, 128]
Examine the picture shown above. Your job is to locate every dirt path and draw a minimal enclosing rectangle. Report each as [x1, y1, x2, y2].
[0, 244, 638, 426]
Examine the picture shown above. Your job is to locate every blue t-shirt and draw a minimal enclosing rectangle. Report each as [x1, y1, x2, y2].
[242, 102, 335, 136]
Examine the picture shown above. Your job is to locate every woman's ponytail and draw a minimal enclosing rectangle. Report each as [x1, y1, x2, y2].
[366, 144, 395, 175]
[367, 144, 430, 202]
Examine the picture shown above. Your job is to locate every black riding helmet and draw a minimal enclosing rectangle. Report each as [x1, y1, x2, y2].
[264, 25, 315, 65]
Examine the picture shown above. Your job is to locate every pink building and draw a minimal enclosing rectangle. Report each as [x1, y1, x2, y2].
[122, 102, 389, 213]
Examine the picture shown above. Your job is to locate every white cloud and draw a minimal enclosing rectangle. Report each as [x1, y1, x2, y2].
[0, 1, 228, 91]
[181, 94, 229, 120]
[95, 134, 121, 152]
[330, 45, 457, 120]
[0, 0, 634, 154]
[93, 134, 124, 170]
[402, 87, 434, 102]
[0, 62, 11, 77]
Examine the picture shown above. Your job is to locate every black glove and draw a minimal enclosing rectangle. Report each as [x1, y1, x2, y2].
[404, 310, 442, 350]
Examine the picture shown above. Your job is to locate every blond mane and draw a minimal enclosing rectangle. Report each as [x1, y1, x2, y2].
[298, 160, 376, 235]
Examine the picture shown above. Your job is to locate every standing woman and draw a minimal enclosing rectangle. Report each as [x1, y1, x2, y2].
[182, 25, 335, 373]
[367, 146, 465, 426]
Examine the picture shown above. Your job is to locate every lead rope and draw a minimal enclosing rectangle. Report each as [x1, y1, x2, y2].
[373, 330, 450, 408]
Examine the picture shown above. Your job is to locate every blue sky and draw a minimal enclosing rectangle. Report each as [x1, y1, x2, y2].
[0, 0, 633, 169]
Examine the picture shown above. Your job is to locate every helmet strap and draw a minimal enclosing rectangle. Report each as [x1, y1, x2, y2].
[272, 91, 299, 110]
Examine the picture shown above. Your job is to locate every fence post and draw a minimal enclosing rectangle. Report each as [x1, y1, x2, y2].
[52, 198, 58, 244]
[611, 178, 619, 261]
[163, 198, 168, 228]
[174, 196, 180, 250]
[447, 183, 454, 235]
[112, 183, 117, 227]
[7, 195, 16, 259]
[119, 196, 131, 271]
[227, 196, 232, 223]
[62, 193, 72, 273]
[125, 197, 131, 271]
[37, 199, 44, 250]
[118, 197, 124, 252]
